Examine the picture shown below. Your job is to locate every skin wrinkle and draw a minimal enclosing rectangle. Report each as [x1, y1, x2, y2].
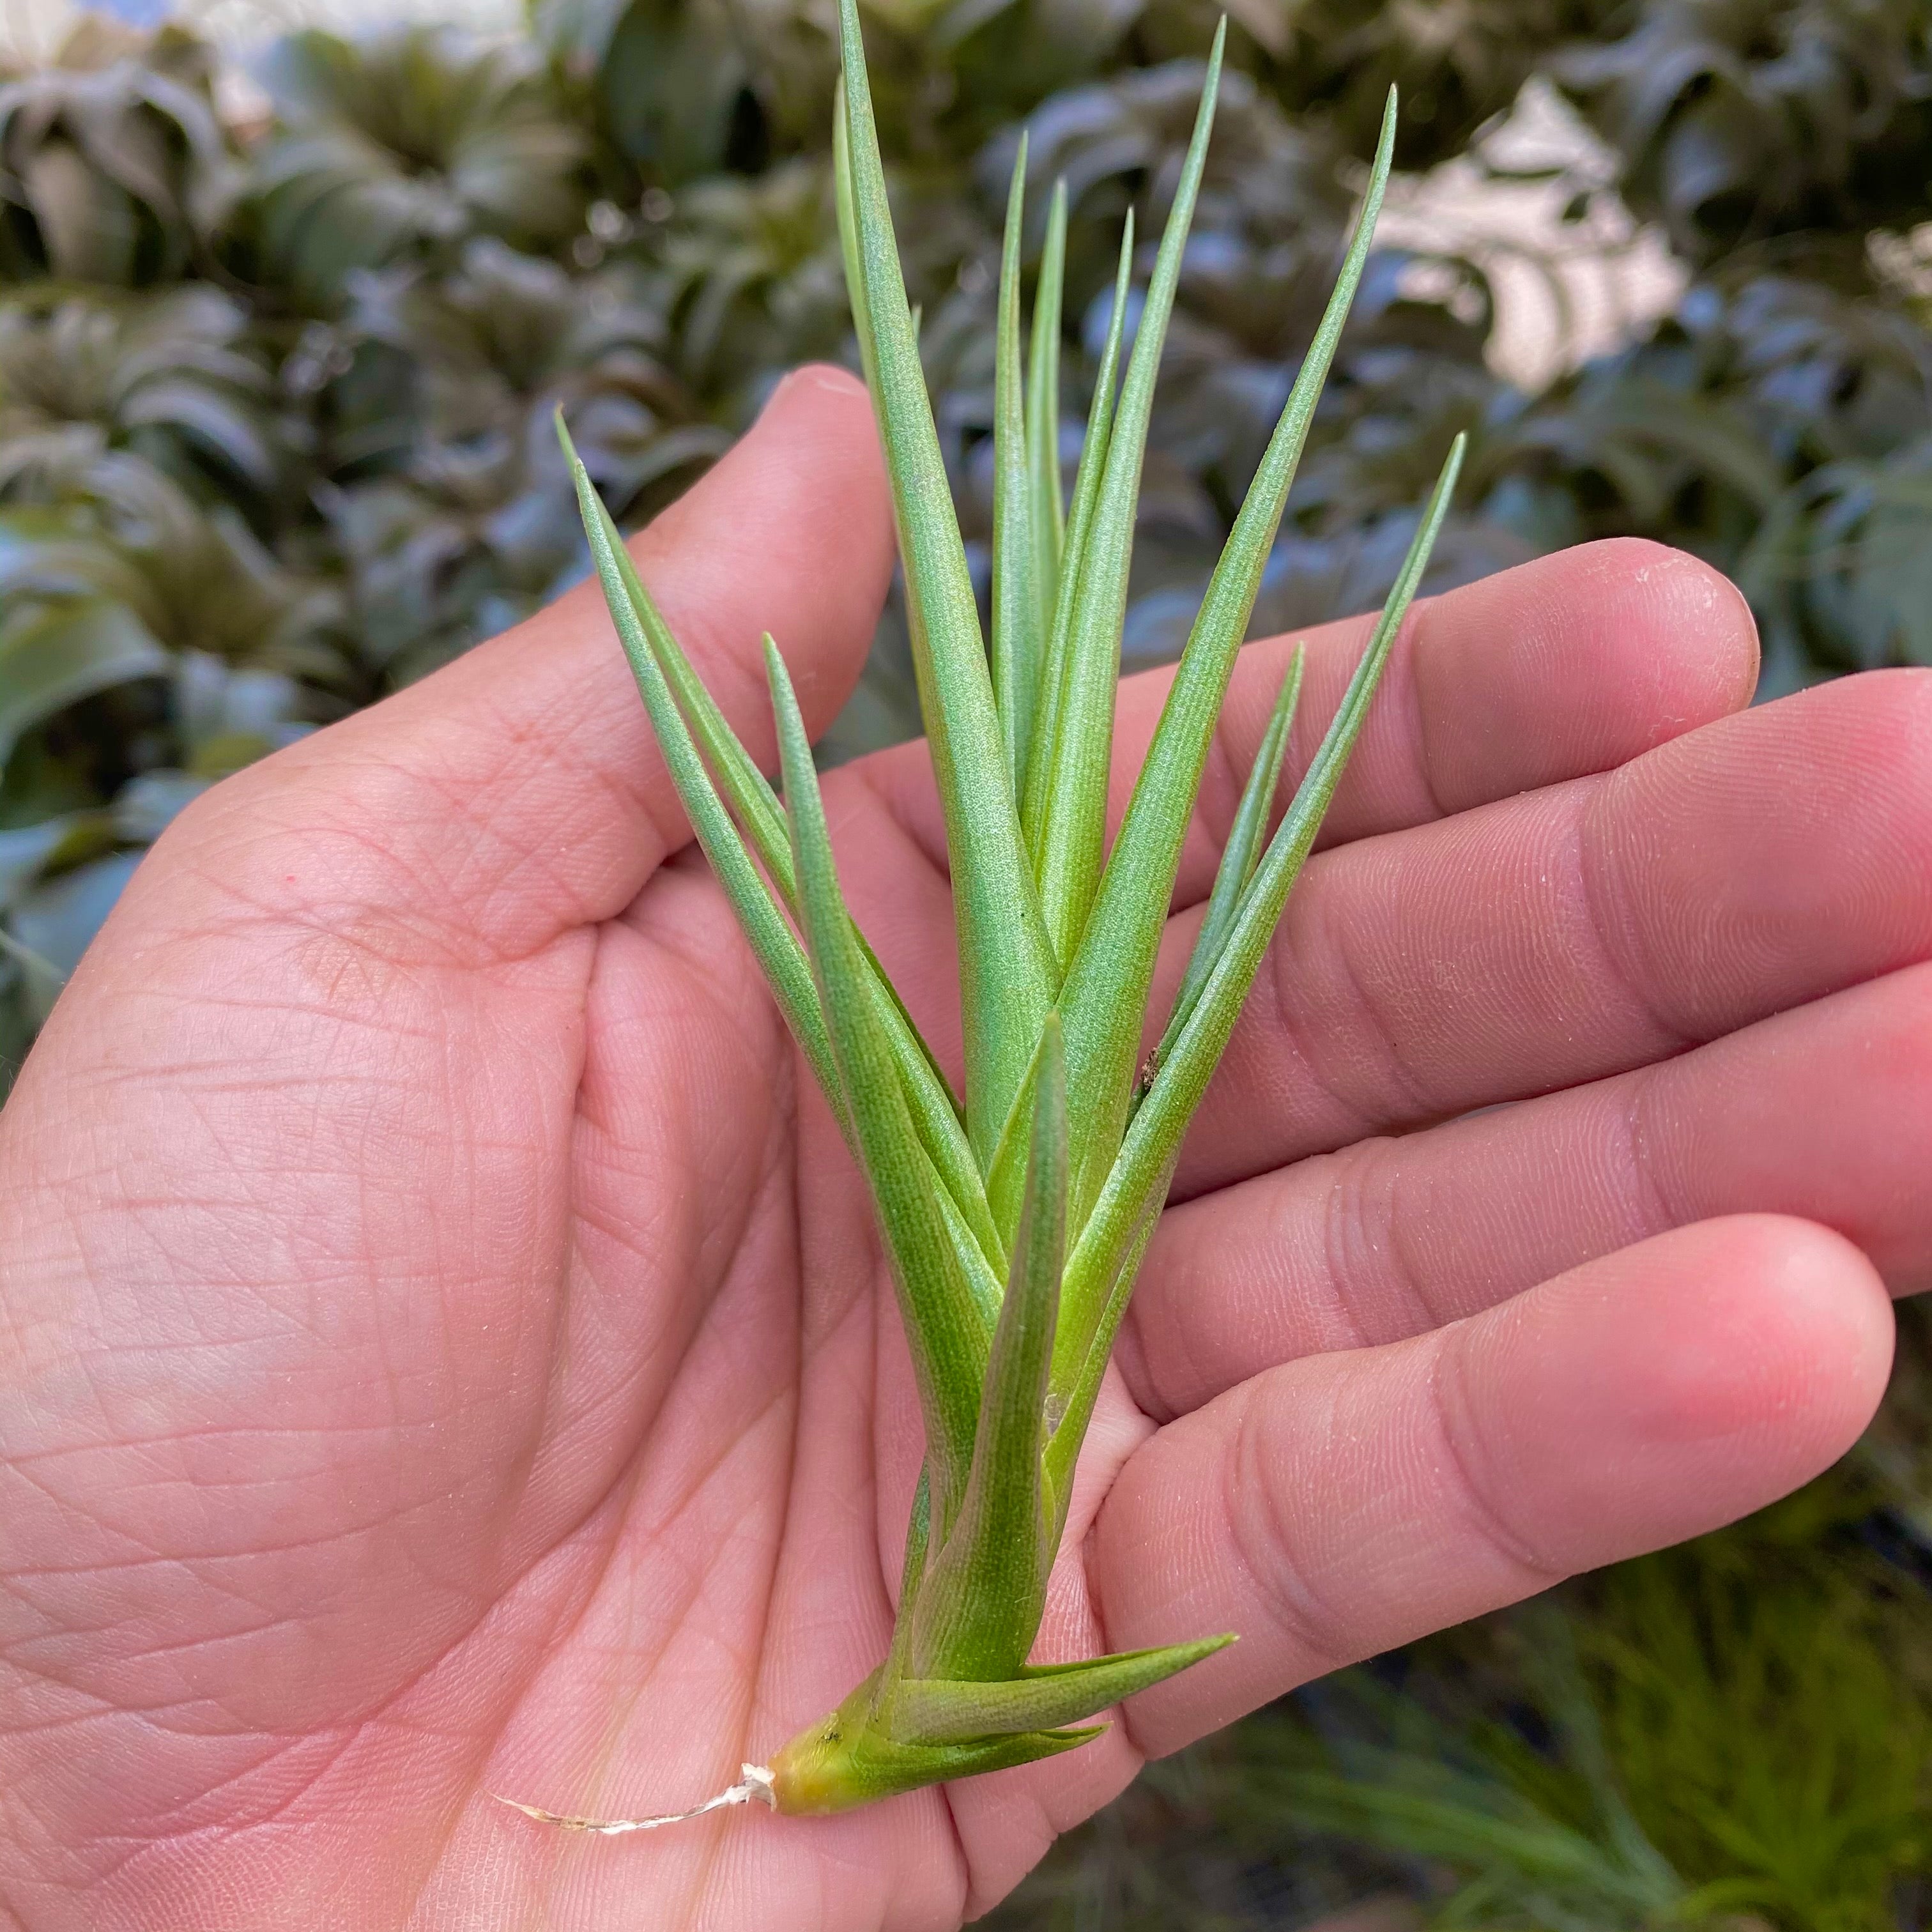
[1363, 1140, 1456, 1348]
[1125, 962, 1932, 1432]
[30, 1529, 577, 1903]
[561, 1454, 771, 1812]
[1167, 674, 1932, 1204]
[1314, 1154, 1383, 1360]
[1213, 1377, 1362, 1684]
[453, 1381, 789, 1924]
[291, 710, 631, 934]
[183, 756, 579, 979]
[431, 692, 657, 932]
[1618, 1064, 1691, 1253]
[1423, 1326, 1565, 1587]
[39, 927, 564, 1761]
[1242, 902, 1385, 1156]
[1392, 602, 1452, 829]
[1567, 792, 1699, 1059]
[137, 1722, 367, 1841]
[1300, 875, 1444, 1123]
[556, 919, 722, 1453]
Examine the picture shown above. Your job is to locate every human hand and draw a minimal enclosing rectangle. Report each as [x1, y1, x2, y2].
[0, 369, 1916, 1930]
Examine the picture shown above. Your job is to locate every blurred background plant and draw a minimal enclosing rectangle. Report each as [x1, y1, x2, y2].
[3, 0, 1929, 1919]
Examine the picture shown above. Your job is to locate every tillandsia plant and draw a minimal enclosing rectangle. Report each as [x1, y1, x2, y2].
[512, 0, 1464, 1828]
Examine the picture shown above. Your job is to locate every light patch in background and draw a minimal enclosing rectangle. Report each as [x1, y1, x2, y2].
[1376, 77, 1688, 393]
[3, 0, 519, 70]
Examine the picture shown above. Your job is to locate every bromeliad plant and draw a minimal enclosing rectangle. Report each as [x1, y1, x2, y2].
[517, 0, 1464, 1828]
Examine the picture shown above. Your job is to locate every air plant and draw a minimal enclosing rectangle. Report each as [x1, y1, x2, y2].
[515, 0, 1463, 1828]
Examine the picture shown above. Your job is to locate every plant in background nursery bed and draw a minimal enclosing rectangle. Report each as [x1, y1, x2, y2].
[509, 0, 1463, 1827]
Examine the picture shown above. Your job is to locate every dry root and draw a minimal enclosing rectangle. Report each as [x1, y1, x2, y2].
[493, 1764, 777, 1834]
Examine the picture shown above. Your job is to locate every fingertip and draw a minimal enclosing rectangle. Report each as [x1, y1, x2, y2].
[1411, 538, 1759, 816]
[1471, 1215, 1894, 1557]
[770, 360, 873, 406]
[755, 362, 881, 471]
[1689, 1213, 1895, 1453]
[1590, 537, 1761, 726]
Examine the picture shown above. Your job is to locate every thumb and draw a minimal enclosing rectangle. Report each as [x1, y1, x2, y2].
[166, 364, 894, 958]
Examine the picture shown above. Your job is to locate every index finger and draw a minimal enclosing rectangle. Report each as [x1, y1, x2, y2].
[859, 539, 1760, 898]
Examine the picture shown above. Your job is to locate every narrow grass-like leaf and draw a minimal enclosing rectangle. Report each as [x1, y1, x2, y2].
[560, 420, 999, 1271]
[887, 1636, 1234, 1745]
[570, 427, 791, 875]
[837, 0, 1056, 1163]
[768, 636, 999, 1514]
[1022, 208, 1133, 865]
[1153, 644, 1304, 1082]
[909, 1016, 1065, 1679]
[990, 137, 1034, 790]
[1032, 20, 1226, 968]
[832, 88, 875, 393]
[882, 1465, 933, 1684]
[1054, 88, 1396, 1223]
[1054, 434, 1466, 1389]
[562, 445, 845, 1132]
[1042, 1183, 1161, 1509]
[1025, 178, 1068, 686]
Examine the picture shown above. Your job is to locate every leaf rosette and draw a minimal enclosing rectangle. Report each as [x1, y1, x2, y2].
[528, 0, 1464, 1825]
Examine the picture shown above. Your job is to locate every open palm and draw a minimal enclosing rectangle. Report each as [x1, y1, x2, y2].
[1, 368, 1919, 1931]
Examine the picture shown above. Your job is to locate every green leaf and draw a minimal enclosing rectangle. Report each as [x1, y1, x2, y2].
[836, 0, 1057, 1166]
[885, 1635, 1234, 1745]
[1022, 208, 1134, 866]
[0, 598, 169, 767]
[832, 84, 876, 394]
[1031, 21, 1225, 969]
[1041, 1177, 1162, 1508]
[1151, 644, 1305, 1089]
[563, 443, 847, 1131]
[908, 1015, 1065, 1679]
[767, 634, 1000, 1519]
[1054, 88, 1397, 1228]
[990, 135, 1034, 792]
[1025, 177, 1068, 737]
[882, 1464, 933, 1684]
[561, 418, 1002, 1276]
[1054, 433, 1468, 1399]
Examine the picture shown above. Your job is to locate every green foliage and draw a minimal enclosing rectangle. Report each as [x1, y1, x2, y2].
[0, 16, 238, 284]
[1278, 1476, 1932, 1931]
[250, 24, 592, 305]
[1558, 0, 1932, 267]
[0, 284, 284, 509]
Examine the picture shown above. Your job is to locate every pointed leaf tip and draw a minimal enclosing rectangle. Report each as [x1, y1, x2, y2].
[888, 1633, 1234, 1745]
[1032, 25, 1225, 970]
[835, 0, 1056, 1164]
[1051, 61, 1393, 1238]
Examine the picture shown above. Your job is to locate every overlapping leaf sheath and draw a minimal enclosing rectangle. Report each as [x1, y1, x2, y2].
[552, 0, 1465, 1821]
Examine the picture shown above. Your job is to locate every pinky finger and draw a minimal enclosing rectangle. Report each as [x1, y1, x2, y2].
[1091, 1215, 1894, 1758]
